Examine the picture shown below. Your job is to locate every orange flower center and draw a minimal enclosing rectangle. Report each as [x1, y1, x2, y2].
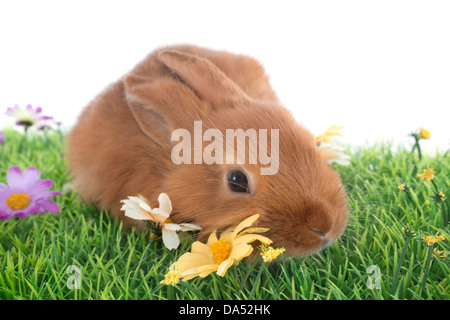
[210, 239, 232, 264]
[6, 193, 31, 210]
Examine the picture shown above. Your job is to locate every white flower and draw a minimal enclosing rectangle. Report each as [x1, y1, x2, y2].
[6, 104, 53, 129]
[120, 193, 201, 250]
[317, 143, 351, 166]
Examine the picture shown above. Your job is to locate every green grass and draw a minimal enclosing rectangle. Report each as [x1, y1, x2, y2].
[0, 128, 448, 300]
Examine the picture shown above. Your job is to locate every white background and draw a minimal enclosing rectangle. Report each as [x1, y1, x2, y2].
[1, 0, 449, 153]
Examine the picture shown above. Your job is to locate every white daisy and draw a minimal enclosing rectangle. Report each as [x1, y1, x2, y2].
[317, 143, 351, 166]
[6, 104, 53, 129]
[120, 193, 201, 250]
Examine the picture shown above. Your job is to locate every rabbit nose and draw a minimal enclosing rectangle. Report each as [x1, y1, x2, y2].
[309, 228, 331, 247]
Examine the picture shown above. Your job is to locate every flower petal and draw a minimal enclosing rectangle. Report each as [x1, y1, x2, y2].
[164, 222, 201, 232]
[127, 195, 152, 212]
[216, 258, 234, 277]
[207, 230, 219, 246]
[0, 185, 11, 206]
[236, 227, 270, 235]
[172, 252, 214, 275]
[231, 214, 259, 238]
[121, 199, 153, 221]
[27, 179, 54, 196]
[6, 166, 24, 189]
[38, 200, 60, 214]
[197, 264, 220, 278]
[230, 243, 254, 261]
[151, 208, 170, 219]
[164, 223, 182, 232]
[12, 211, 28, 218]
[14, 203, 40, 217]
[317, 143, 351, 166]
[180, 264, 217, 280]
[157, 193, 172, 215]
[0, 209, 12, 220]
[178, 223, 202, 231]
[125, 208, 153, 220]
[179, 270, 201, 281]
[136, 197, 152, 212]
[191, 241, 212, 256]
[0, 182, 9, 192]
[233, 234, 272, 246]
[162, 229, 180, 250]
[20, 167, 42, 188]
[33, 191, 61, 202]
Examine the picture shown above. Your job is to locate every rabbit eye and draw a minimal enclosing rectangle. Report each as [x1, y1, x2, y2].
[228, 170, 249, 193]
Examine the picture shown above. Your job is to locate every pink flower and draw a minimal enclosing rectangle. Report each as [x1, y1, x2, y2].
[0, 132, 4, 145]
[5, 104, 53, 129]
[0, 166, 60, 220]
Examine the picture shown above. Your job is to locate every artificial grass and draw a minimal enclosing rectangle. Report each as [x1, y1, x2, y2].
[0, 128, 448, 300]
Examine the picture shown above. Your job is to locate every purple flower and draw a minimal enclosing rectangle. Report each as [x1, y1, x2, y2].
[5, 104, 53, 130]
[0, 166, 61, 220]
[0, 131, 4, 145]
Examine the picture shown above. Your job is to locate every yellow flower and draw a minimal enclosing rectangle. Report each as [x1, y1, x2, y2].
[433, 248, 447, 259]
[418, 128, 430, 139]
[160, 269, 181, 286]
[315, 125, 344, 144]
[416, 168, 435, 181]
[422, 233, 445, 246]
[438, 192, 446, 201]
[424, 200, 430, 205]
[167, 214, 272, 281]
[402, 227, 416, 237]
[397, 184, 405, 191]
[259, 244, 286, 262]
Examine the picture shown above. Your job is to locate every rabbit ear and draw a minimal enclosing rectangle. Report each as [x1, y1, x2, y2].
[124, 74, 207, 149]
[157, 50, 251, 108]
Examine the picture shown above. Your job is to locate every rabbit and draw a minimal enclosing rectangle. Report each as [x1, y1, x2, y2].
[67, 44, 348, 257]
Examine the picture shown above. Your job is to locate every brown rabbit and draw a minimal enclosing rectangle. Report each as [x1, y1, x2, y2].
[67, 44, 348, 257]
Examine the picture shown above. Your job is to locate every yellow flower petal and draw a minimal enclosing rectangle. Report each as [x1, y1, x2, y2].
[230, 243, 254, 261]
[180, 263, 219, 280]
[171, 252, 213, 273]
[191, 241, 212, 256]
[207, 230, 219, 246]
[237, 227, 270, 235]
[418, 128, 430, 139]
[197, 264, 220, 278]
[180, 269, 203, 281]
[315, 125, 344, 144]
[217, 258, 234, 277]
[231, 214, 260, 238]
[233, 234, 272, 246]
